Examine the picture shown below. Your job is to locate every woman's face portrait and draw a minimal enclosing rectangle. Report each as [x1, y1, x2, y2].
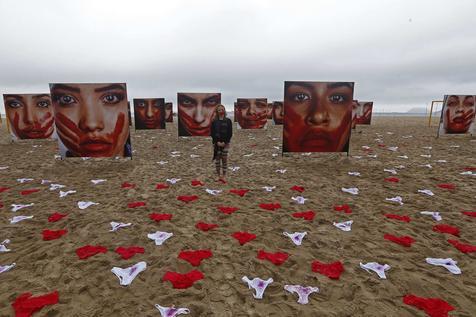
[235, 98, 267, 129]
[267, 103, 273, 119]
[272, 101, 284, 125]
[50, 83, 131, 157]
[283, 81, 354, 153]
[355, 101, 372, 125]
[443, 95, 475, 134]
[351, 100, 359, 129]
[177, 92, 220, 136]
[3, 93, 55, 139]
[165, 102, 173, 122]
[134, 98, 165, 129]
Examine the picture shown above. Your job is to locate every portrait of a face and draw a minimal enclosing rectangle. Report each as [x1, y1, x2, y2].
[283, 81, 354, 153]
[165, 102, 173, 122]
[133, 98, 165, 129]
[49, 83, 132, 158]
[440, 95, 475, 135]
[177, 92, 221, 136]
[3, 93, 55, 140]
[351, 100, 359, 129]
[235, 98, 268, 129]
[355, 101, 373, 125]
[272, 101, 284, 125]
[267, 103, 273, 119]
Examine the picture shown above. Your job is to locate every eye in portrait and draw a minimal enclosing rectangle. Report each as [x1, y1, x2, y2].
[133, 98, 165, 129]
[49, 83, 132, 158]
[283, 81, 354, 153]
[235, 98, 268, 129]
[177, 92, 221, 136]
[439, 95, 475, 135]
[3, 93, 55, 140]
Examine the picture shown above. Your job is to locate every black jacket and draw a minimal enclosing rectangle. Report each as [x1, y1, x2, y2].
[210, 118, 233, 144]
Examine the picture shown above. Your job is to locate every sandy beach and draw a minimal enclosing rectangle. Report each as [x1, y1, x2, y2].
[0, 116, 475, 316]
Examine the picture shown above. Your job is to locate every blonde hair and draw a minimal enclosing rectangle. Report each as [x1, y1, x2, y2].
[214, 104, 227, 119]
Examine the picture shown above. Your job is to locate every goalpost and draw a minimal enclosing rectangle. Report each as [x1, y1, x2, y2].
[428, 100, 443, 127]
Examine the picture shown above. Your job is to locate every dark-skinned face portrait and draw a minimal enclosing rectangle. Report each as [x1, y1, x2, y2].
[283, 81, 354, 153]
[133, 98, 165, 129]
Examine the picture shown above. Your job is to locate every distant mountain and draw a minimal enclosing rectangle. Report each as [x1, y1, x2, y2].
[406, 107, 427, 114]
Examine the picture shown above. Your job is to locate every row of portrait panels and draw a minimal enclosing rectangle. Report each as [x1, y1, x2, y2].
[2, 81, 379, 158]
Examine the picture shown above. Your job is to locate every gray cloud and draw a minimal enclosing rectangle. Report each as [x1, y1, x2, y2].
[1, 0, 475, 113]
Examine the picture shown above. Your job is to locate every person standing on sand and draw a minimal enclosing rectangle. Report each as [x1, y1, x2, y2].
[210, 104, 233, 182]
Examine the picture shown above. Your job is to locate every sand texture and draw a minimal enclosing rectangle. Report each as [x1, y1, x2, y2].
[0, 117, 475, 316]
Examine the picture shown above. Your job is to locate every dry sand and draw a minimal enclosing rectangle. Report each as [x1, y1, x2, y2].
[0, 116, 475, 316]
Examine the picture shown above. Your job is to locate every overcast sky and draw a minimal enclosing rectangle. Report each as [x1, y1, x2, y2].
[1, 0, 475, 113]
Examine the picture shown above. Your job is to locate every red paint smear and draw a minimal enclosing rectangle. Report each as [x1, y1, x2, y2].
[384, 214, 411, 223]
[149, 213, 172, 222]
[48, 212, 67, 223]
[42, 229, 67, 241]
[232, 232, 256, 245]
[311, 261, 344, 280]
[162, 270, 204, 289]
[292, 211, 316, 221]
[115, 246, 145, 260]
[178, 250, 213, 266]
[384, 234, 415, 247]
[403, 294, 455, 317]
[433, 224, 460, 237]
[195, 222, 218, 231]
[76, 245, 107, 259]
[12, 291, 59, 317]
[257, 250, 289, 266]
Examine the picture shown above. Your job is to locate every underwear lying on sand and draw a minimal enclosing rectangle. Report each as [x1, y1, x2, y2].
[148, 231, 173, 246]
[284, 284, 320, 304]
[0, 239, 11, 252]
[425, 258, 462, 274]
[283, 232, 307, 246]
[360, 262, 391, 279]
[111, 261, 147, 286]
[242, 276, 273, 299]
[333, 220, 353, 232]
[155, 304, 190, 317]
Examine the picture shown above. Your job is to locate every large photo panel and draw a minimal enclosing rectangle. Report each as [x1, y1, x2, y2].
[355, 101, 373, 125]
[235, 98, 268, 129]
[177, 92, 221, 136]
[133, 98, 165, 129]
[49, 83, 132, 158]
[165, 102, 173, 122]
[438, 95, 475, 136]
[3, 93, 55, 140]
[272, 101, 284, 125]
[283, 81, 354, 153]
